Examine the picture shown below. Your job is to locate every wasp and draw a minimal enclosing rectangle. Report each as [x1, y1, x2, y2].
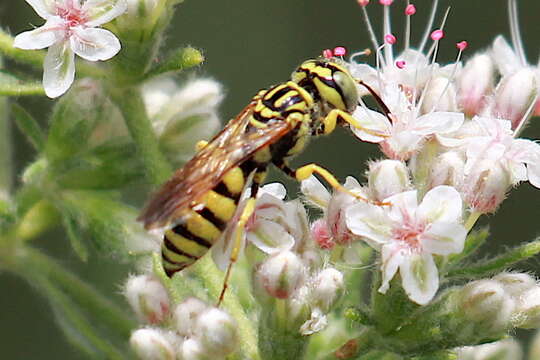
[138, 57, 386, 304]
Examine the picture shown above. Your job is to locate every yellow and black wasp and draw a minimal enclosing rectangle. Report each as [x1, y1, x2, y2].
[138, 57, 386, 303]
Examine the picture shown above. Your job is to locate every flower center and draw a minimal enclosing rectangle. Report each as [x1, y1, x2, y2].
[392, 221, 425, 250]
[56, 2, 87, 28]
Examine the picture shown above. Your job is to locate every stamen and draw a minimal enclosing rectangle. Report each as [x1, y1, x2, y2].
[405, 4, 416, 15]
[430, 29, 444, 41]
[382, 2, 394, 67]
[396, 60, 406, 69]
[418, 0, 439, 53]
[456, 41, 468, 51]
[357, 0, 370, 6]
[360, 3, 383, 65]
[333, 46, 347, 57]
[322, 49, 333, 59]
[384, 34, 397, 44]
[379, 0, 393, 5]
[508, 0, 527, 66]
[404, 2, 416, 50]
[349, 48, 372, 63]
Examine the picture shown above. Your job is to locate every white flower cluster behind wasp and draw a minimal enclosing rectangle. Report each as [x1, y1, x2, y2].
[14, 0, 127, 98]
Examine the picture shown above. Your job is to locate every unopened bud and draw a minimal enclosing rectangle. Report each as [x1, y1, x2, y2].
[428, 151, 465, 189]
[256, 251, 305, 299]
[126, 0, 158, 18]
[194, 308, 238, 356]
[459, 280, 514, 331]
[310, 268, 345, 312]
[326, 177, 363, 245]
[181, 338, 211, 360]
[458, 54, 495, 116]
[493, 272, 537, 298]
[311, 219, 335, 250]
[491, 68, 537, 130]
[173, 297, 208, 337]
[463, 163, 511, 214]
[130, 328, 176, 360]
[125, 275, 170, 324]
[421, 76, 458, 113]
[513, 287, 540, 329]
[368, 160, 410, 201]
[456, 339, 522, 360]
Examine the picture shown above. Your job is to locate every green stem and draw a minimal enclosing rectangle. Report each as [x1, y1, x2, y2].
[446, 238, 540, 278]
[0, 29, 105, 78]
[194, 256, 260, 360]
[110, 86, 172, 185]
[16, 247, 136, 339]
[0, 81, 45, 96]
[0, 79, 10, 198]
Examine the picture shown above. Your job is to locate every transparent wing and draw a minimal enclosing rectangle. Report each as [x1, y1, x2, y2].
[138, 103, 291, 229]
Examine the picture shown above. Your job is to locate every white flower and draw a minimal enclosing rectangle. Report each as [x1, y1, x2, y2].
[14, 0, 127, 98]
[346, 186, 467, 305]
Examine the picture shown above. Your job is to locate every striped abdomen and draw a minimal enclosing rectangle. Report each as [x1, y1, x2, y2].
[161, 167, 247, 277]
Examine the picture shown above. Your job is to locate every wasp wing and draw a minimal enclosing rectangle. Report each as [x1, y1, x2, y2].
[138, 103, 291, 229]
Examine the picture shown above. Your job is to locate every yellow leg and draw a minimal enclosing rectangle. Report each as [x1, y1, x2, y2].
[295, 163, 390, 206]
[217, 197, 257, 306]
[325, 109, 389, 138]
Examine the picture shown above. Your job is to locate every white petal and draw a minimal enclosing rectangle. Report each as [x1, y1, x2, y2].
[24, 0, 56, 19]
[527, 156, 540, 188]
[385, 190, 418, 225]
[421, 222, 466, 255]
[413, 112, 464, 135]
[300, 175, 330, 209]
[400, 252, 439, 305]
[70, 27, 121, 61]
[378, 243, 404, 294]
[491, 36, 522, 76]
[83, 0, 127, 27]
[346, 202, 391, 246]
[259, 182, 287, 200]
[509, 139, 540, 164]
[350, 107, 390, 143]
[13, 17, 64, 50]
[417, 186, 463, 223]
[247, 220, 295, 254]
[43, 41, 75, 98]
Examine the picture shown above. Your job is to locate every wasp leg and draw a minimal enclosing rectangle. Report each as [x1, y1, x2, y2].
[217, 196, 257, 306]
[325, 109, 389, 138]
[275, 161, 389, 206]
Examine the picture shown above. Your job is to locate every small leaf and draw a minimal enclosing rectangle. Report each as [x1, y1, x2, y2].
[62, 214, 89, 262]
[11, 103, 45, 150]
[144, 46, 204, 79]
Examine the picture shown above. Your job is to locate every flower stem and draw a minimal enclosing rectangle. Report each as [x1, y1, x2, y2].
[0, 79, 11, 199]
[0, 81, 45, 96]
[110, 87, 172, 185]
[464, 211, 481, 232]
[446, 238, 540, 278]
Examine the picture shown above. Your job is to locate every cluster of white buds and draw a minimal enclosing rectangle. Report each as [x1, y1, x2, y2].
[247, 184, 346, 335]
[125, 276, 238, 360]
[456, 273, 540, 333]
[455, 339, 523, 360]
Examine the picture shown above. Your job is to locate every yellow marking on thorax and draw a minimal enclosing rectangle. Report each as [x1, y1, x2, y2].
[166, 228, 209, 257]
[253, 146, 272, 163]
[286, 81, 314, 107]
[261, 107, 281, 119]
[201, 190, 237, 222]
[186, 211, 221, 242]
[274, 90, 298, 108]
[313, 77, 346, 110]
[222, 167, 245, 195]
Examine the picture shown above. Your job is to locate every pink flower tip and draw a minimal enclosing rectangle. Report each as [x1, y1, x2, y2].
[384, 33, 397, 45]
[357, 0, 370, 6]
[405, 4, 416, 15]
[311, 219, 335, 250]
[379, 0, 393, 5]
[456, 41, 468, 51]
[322, 49, 333, 59]
[395, 60, 406, 69]
[430, 29, 444, 41]
[333, 46, 347, 57]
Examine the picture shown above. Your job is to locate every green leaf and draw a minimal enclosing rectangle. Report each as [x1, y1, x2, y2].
[144, 46, 204, 79]
[11, 102, 45, 150]
[445, 227, 489, 270]
[62, 214, 90, 262]
[58, 189, 148, 261]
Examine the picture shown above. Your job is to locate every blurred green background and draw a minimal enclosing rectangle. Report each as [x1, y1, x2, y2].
[1, 0, 540, 358]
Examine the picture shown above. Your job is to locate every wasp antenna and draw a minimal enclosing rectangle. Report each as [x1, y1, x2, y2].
[356, 80, 393, 122]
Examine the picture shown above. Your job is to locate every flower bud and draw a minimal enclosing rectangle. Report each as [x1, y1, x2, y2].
[458, 54, 495, 116]
[256, 251, 305, 299]
[130, 328, 176, 360]
[326, 177, 364, 245]
[125, 275, 170, 324]
[459, 280, 514, 331]
[310, 218, 335, 250]
[173, 297, 208, 337]
[181, 338, 212, 360]
[421, 76, 458, 113]
[428, 151, 465, 189]
[463, 163, 511, 214]
[194, 308, 238, 356]
[493, 272, 537, 298]
[310, 268, 345, 313]
[126, 0, 158, 18]
[513, 287, 540, 329]
[368, 160, 410, 201]
[456, 339, 522, 360]
[491, 67, 537, 130]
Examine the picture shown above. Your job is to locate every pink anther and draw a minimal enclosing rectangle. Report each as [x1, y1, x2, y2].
[456, 41, 468, 51]
[430, 29, 444, 41]
[333, 46, 347, 57]
[384, 33, 397, 45]
[396, 60, 406, 69]
[357, 0, 370, 6]
[379, 0, 393, 5]
[405, 4, 416, 15]
[322, 49, 333, 59]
